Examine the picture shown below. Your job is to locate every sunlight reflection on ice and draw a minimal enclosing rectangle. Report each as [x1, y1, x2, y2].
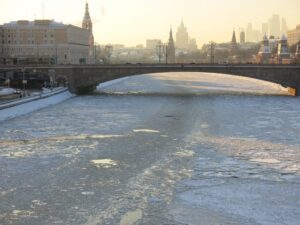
[90, 159, 118, 168]
[174, 150, 195, 157]
[250, 158, 281, 164]
[133, 129, 160, 133]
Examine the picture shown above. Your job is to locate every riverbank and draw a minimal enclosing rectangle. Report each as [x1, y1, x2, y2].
[0, 88, 73, 122]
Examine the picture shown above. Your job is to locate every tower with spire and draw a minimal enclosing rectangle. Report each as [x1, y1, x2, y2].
[257, 33, 271, 64]
[166, 27, 176, 63]
[277, 34, 290, 63]
[82, 1, 94, 63]
[176, 20, 189, 49]
[230, 30, 238, 56]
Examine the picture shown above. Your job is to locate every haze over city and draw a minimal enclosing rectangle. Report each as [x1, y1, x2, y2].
[1, 0, 300, 224]
[1, 0, 300, 46]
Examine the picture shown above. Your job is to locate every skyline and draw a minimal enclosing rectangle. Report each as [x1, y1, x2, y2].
[1, 0, 300, 46]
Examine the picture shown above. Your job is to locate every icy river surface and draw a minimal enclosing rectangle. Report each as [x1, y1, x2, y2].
[0, 72, 299, 225]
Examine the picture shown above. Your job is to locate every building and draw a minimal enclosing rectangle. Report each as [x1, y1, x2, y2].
[82, 1, 94, 63]
[252, 30, 261, 42]
[112, 44, 125, 50]
[188, 38, 198, 51]
[257, 34, 271, 64]
[166, 28, 175, 63]
[269, 14, 281, 38]
[176, 20, 189, 49]
[287, 24, 300, 46]
[295, 40, 300, 63]
[146, 39, 161, 49]
[0, 20, 89, 65]
[261, 23, 269, 37]
[0, 25, 3, 63]
[277, 34, 290, 63]
[268, 36, 279, 53]
[240, 30, 245, 44]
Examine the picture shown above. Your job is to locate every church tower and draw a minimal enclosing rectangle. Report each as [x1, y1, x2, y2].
[82, 1, 94, 63]
[277, 34, 290, 63]
[257, 33, 271, 64]
[230, 30, 238, 55]
[167, 28, 176, 63]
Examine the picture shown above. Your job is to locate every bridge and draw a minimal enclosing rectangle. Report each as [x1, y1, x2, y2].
[1, 64, 300, 96]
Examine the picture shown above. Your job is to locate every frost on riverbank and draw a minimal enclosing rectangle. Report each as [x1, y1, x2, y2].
[0, 91, 73, 122]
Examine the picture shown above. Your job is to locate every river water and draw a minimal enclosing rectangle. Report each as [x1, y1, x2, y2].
[0, 72, 299, 225]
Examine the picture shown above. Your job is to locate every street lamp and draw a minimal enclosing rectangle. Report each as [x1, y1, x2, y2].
[156, 41, 166, 64]
[22, 68, 27, 96]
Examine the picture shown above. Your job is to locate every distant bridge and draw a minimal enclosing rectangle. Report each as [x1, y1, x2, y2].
[1, 64, 300, 96]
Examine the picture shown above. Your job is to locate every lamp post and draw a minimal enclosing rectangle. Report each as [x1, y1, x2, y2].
[156, 41, 166, 64]
[22, 68, 27, 97]
[55, 45, 58, 64]
[165, 45, 168, 64]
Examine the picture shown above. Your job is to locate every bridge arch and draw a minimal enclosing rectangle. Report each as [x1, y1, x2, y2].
[69, 64, 300, 96]
[94, 71, 290, 96]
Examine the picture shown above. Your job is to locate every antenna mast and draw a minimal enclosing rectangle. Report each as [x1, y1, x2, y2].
[42, 2, 45, 19]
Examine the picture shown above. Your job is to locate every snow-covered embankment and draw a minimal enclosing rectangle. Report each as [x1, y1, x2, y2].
[0, 90, 73, 122]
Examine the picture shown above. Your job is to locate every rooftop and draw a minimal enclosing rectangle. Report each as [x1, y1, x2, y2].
[2, 20, 66, 28]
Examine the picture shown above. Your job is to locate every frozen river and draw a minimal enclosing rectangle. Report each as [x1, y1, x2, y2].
[0, 72, 299, 225]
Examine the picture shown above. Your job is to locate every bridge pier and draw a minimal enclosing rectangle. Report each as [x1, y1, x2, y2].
[287, 86, 300, 96]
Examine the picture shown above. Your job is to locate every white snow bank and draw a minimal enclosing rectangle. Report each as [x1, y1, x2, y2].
[0, 91, 73, 122]
[96, 77, 129, 89]
[0, 88, 17, 96]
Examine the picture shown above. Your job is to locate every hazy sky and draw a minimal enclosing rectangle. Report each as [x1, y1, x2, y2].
[1, 0, 300, 47]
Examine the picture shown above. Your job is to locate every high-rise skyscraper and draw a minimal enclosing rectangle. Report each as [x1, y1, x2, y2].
[240, 29, 246, 44]
[281, 18, 288, 35]
[82, 1, 94, 63]
[167, 28, 176, 63]
[269, 14, 281, 38]
[176, 20, 189, 49]
[246, 23, 253, 42]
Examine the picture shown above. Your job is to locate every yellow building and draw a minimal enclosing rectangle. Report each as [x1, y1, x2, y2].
[287, 24, 300, 46]
[0, 20, 90, 65]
